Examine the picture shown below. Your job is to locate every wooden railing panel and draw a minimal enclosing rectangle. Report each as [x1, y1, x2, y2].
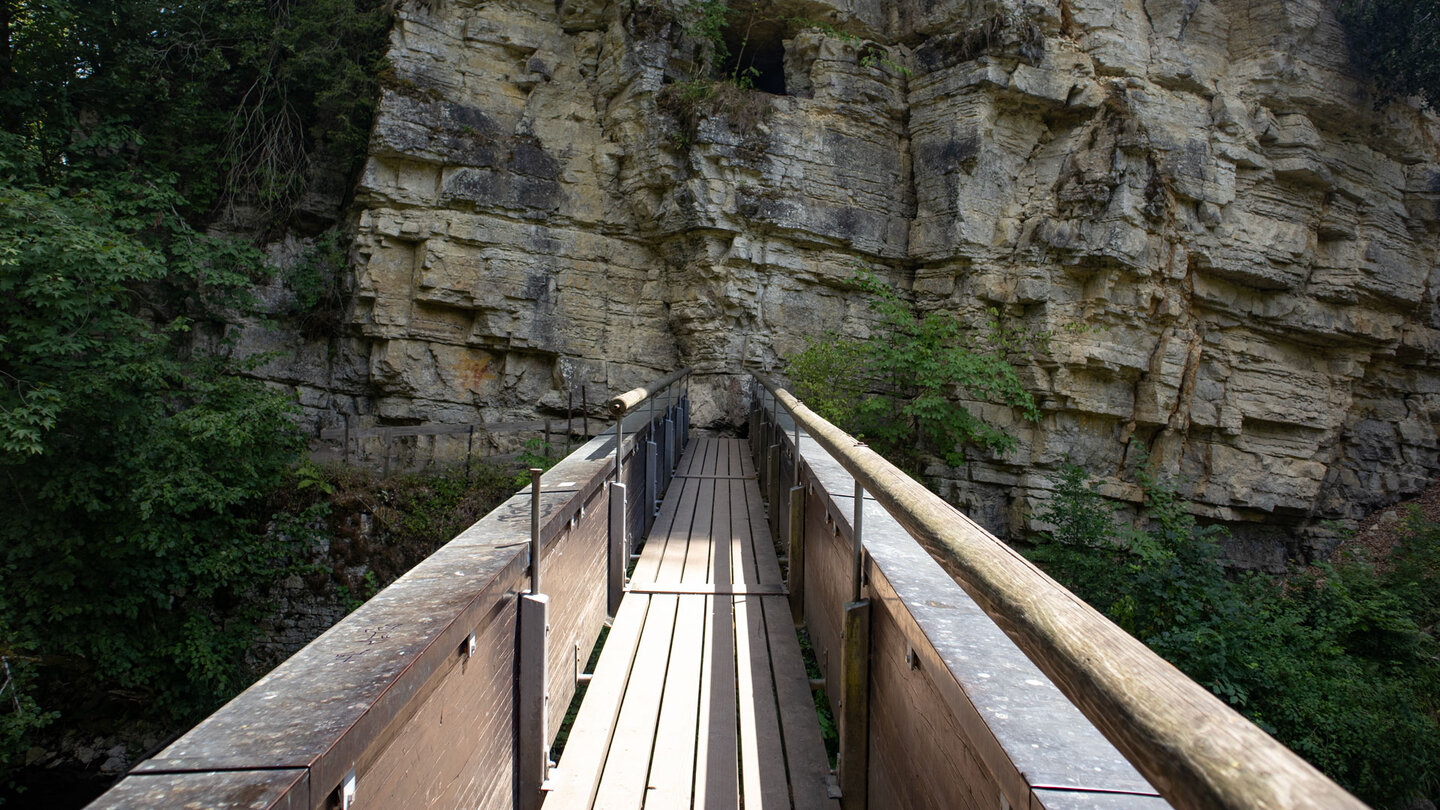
[357, 586, 519, 809]
[800, 484, 850, 697]
[754, 393, 1170, 810]
[543, 482, 611, 738]
[93, 769, 309, 809]
[93, 408, 682, 810]
[866, 562, 994, 810]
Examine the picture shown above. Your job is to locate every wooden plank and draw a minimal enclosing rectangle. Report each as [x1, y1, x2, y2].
[734, 595, 791, 808]
[91, 769, 309, 810]
[656, 477, 705, 584]
[738, 437, 756, 477]
[542, 485, 611, 742]
[761, 596, 841, 810]
[702, 437, 722, 477]
[837, 601, 871, 810]
[695, 594, 739, 809]
[646, 595, 708, 806]
[803, 485, 852, 706]
[626, 583, 786, 596]
[709, 467, 735, 592]
[729, 479, 759, 587]
[683, 476, 718, 585]
[544, 594, 653, 810]
[674, 435, 701, 477]
[741, 473, 785, 585]
[862, 566, 993, 810]
[593, 594, 680, 809]
[631, 475, 697, 585]
[693, 437, 713, 477]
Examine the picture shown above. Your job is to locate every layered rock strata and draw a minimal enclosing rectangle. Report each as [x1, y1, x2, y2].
[255, 0, 1440, 566]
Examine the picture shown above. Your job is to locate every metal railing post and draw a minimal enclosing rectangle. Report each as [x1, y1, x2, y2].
[788, 417, 805, 625]
[518, 468, 551, 810]
[664, 383, 675, 488]
[682, 373, 691, 451]
[609, 414, 628, 616]
[646, 437, 658, 520]
[840, 477, 870, 810]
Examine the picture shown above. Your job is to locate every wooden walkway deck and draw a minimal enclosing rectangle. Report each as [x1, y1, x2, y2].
[545, 437, 839, 810]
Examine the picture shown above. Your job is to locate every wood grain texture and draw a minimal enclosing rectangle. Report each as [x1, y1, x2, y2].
[695, 593, 740, 810]
[544, 594, 653, 810]
[735, 595, 791, 809]
[802, 485, 852, 705]
[593, 594, 679, 808]
[87, 769, 309, 810]
[862, 561, 1019, 810]
[761, 596, 841, 810]
[646, 595, 707, 806]
[760, 381, 1365, 810]
[544, 438, 835, 809]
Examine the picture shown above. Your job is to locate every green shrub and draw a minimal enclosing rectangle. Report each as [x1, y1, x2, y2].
[1338, 0, 1440, 109]
[786, 270, 1040, 470]
[0, 170, 306, 792]
[1028, 458, 1440, 807]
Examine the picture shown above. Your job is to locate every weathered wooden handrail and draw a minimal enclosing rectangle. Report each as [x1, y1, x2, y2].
[88, 373, 693, 810]
[751, 373, 1366, 810]
[605, 367, 690, 417]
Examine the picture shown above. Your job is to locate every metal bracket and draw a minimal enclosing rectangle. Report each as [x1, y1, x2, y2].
[339, 769, 357, 810]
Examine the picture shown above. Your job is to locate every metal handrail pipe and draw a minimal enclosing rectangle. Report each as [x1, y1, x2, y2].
[606, 367, 692, 418]
[750, 373, 1364, 810]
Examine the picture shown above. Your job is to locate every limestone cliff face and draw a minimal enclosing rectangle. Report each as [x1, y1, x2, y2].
[285, 0, 1439, 565]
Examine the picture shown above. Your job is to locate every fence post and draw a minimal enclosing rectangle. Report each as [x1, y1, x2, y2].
[668, 394, 679, 478]
[518, 468, 551, 810]
[788, 418, 805, 624]
[839, 478, 870, 810]
[609, 414, 627, 616]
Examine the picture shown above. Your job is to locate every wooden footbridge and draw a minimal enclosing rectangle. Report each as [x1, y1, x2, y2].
[91, 370, 1365, 810]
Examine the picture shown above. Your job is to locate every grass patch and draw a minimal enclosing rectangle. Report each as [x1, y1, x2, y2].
[797, 627, 838, 769]
[551, 625, 610, 762]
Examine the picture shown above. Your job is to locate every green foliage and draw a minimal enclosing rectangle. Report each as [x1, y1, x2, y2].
[1028, 458, 1440, 807]
[687, 0, 739, 77]
[0, 0, 394, 792]
[515, 437, 560, 487]
[281, 229, 349, 337]
[0, 653, 58, 786]
[2, 0, 392, 221]
[661, 3, 909, 148]
[0, 166, 306, 787]
[1338, 0, 1440, 109]
[787, 270, 1040, 469]
[787, 17, 912, 77]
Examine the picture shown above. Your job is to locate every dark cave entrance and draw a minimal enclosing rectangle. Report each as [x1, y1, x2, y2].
[719, 15, 787, 95]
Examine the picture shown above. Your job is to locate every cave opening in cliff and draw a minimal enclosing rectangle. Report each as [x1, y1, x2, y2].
[720, 16, 787, 95]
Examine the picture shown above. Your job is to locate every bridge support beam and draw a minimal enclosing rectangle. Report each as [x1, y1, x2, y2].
[646, 438, 658, 519]
[517, 592, 551, 810]
[788, 485, 806, 625]
[664, 412, 675, 490]
[767, 444, 781, 542]
[839, 598, 871, 810]
[608, 482, 627, 617]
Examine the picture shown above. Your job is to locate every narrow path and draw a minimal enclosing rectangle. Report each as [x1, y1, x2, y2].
[546, 438, 838, 810]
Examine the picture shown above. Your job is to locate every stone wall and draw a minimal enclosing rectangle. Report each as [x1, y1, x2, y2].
[244, 0, 1440, 567]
